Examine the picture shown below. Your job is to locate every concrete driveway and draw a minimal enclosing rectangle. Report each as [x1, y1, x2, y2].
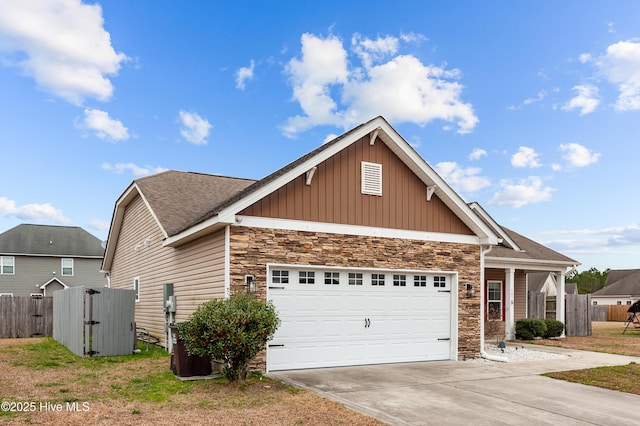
[271, 345, 640, 425]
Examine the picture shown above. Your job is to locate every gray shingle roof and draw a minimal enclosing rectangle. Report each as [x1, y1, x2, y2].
[0, 224, 104, 257]
[135, 171, 256, 237]
[593, 269, 640, 296]
[488, 227, 577, 264]
[528, 272, 551, 292]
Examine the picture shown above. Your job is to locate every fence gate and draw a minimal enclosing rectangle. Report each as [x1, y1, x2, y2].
[53, 287, 135, 357]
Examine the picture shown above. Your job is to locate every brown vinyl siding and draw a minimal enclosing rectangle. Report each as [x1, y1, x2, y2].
[240, 135, 473, 235]
[109, 194, 226, 346]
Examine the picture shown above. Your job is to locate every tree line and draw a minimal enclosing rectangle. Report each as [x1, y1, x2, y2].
[566, 267, 609, 294]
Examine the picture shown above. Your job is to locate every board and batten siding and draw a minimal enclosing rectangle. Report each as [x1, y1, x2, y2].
[240, 135, 473, 235]
[109, 194, 226, 347]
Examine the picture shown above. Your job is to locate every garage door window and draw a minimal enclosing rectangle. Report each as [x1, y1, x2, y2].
[348, 272, 363, 285]
[414, 275, 427, 287]
[393, 274, 407, 286]
[434, 276, 446, 288]
[324, 272, 340, 285]
[298, 271, 315, 284]
[272, 270, 289, 284]
[371, 273, 385, 286]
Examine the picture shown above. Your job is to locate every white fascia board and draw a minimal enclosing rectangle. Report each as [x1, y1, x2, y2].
[467, 202, 520, 250]
[235, 216, 481, 245]
[485, 257, 578, 272]
[163, 215, 233, 247]
[102, 183, 168, 271]
[40, 277, 68, 289]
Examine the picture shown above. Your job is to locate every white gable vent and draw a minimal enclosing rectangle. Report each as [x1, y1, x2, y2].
[361, 161, 382, 196]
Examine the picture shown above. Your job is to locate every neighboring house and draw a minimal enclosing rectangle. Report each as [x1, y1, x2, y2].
[0, 224, 107, 297]
[528, 272, 578, 297]
[592, 269, 640, 306]
[101, 116, 578, 372]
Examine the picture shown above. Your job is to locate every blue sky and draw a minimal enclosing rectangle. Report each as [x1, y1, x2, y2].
[1, 1, 639, 272]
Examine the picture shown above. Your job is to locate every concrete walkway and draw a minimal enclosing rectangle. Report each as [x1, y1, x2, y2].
[271, 345, 640, 425]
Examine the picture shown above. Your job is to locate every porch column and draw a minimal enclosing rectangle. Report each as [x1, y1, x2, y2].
[505, 267, 515, 340]
[556, 270, 566, 337]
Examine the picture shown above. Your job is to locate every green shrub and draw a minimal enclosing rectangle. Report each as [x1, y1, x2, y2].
[544, 319, 564, 338]
[515, 319, 548, 340]
[176, 293, 280, 381]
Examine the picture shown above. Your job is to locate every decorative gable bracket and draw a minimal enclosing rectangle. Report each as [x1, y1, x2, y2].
[305, 166, 317, 186]
[369, 128, 380, 146]
[426, 185, 437, 201]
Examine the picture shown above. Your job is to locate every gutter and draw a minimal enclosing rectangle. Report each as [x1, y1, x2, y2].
[479, 244, 508, 362]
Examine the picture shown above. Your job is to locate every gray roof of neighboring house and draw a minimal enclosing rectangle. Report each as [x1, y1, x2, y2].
[593, 269, 640, 297]
[135, 171, 256, 237]
[488, 227, 578, 264]
[0, 224, 104, 257]
[528, 272, 552, 292]
[565, 282, 578, 295]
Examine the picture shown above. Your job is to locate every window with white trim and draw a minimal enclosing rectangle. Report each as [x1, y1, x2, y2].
[272, 270, 289, 284]
[0, 293, 13, 297]
[348, 272, 363, 286]
[361, 161, 382, 196]
[324, 272, 340, 285]
[62, 258, 73, 276]
[487, 281, 502, 321]
[393, 274, 406, 287]
[414, 275, 427, 287]
[133, 277, 140, 302]
[298, 271, 315, 284]
[1, 256, 14, 274]
[371, 273, 385, 286]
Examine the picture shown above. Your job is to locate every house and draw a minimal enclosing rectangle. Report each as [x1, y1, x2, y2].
[592, 269, 640, 306]
[101, 116, 579, 372]
[0, 224, 107, 297]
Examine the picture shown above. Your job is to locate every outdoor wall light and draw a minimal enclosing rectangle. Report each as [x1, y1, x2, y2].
[466, 283, 475, 298]
[245, 275, 256, 294]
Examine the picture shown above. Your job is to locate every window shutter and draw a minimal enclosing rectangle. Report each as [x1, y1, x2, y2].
[361, 162, 382, 196]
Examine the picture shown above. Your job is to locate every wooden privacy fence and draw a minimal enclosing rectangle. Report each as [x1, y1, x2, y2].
[53, 287, 135, 357]
[527, 292, 592, 336]
[0, 296, 53, 338]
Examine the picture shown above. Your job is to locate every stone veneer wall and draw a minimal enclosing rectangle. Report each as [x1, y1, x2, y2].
[228, 226, 482, 370]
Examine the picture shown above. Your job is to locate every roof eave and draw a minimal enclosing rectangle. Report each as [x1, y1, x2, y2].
[485, 256, 580, 272]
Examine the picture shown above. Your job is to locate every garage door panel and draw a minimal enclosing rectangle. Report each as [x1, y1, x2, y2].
[267, 267, 454, 371]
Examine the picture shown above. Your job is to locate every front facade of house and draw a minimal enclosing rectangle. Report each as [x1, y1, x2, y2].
[0, 224, 107, 298]
[102, 117, 577, 371]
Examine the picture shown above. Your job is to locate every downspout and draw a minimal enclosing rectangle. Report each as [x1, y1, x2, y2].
[480, 244, 508, 362]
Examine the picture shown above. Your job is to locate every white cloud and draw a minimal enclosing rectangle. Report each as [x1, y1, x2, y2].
[101, 162, 166, 177]
[511, 146, 541, 168]
[561, 85, 600, 115]
[488, 176, 553, 208]
[0, 196, 71, 224]
[469, 148, 487, 161]
[282, 32, 478, 137]
[236, 59, 255, 90]
[0, 0, 128, 105]
[79, 109, 129, 141]
[178, 110, 212, 145]
[595, 40, 640, 111]
[88, 218, 110, 231]
[351, 33, 399, 69]
[558, 143, 601, 168]
[434, 162, 491, 193]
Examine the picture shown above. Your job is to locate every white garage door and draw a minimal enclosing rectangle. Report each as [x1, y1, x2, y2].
[267, 265, 455, 371]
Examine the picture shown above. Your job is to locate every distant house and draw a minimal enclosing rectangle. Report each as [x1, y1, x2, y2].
[0, 224, 107, 297]
[592, 269, 640, 306]
[102, 116, 578, 371]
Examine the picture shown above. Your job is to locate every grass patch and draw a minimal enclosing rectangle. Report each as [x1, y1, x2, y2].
[545, 362, 640, 395]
